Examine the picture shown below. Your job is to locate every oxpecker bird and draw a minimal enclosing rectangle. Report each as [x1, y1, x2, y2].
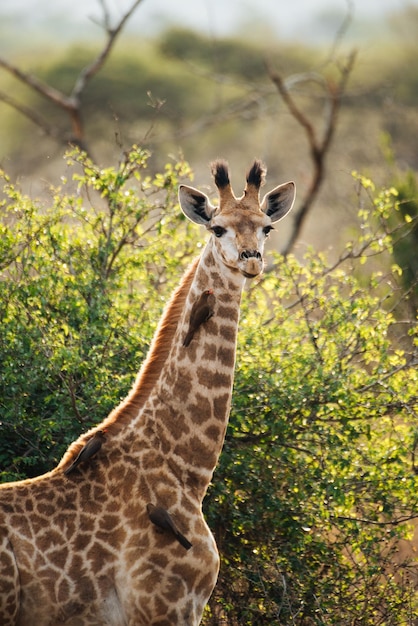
[146, 503, 193, 550]
[64, 430, 106, 476]
[183, 289, 216, 347]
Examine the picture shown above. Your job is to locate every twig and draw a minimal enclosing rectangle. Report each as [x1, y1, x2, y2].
[71, 0, 145, 102]
[0, 89, 60, 139]
[332, 513, 418, 527]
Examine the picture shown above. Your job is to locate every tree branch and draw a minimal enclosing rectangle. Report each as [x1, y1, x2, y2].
[0, 0, 144, 151]
[267, 51, 356, 257]
[71, 0, 145, 101]
[0, 90, 60, 139]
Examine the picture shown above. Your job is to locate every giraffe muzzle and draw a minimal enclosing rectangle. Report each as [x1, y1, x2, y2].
[239, 250, 263, 278]
[239, 249, 262, 261]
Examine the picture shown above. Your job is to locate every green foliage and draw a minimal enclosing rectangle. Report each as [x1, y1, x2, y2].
[203, 177, 417, 624]
[389, 169, 418, 311]
[0, 152, 417, 623]
[0, 146, 195, 480]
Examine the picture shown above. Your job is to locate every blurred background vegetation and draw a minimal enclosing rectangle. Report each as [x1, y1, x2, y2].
[0, 1, 417, 623]
[0, 2, 417, 254]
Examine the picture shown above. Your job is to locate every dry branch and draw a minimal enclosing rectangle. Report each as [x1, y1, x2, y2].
[0, 0, 144, 152]
[267, 51, 356, 256]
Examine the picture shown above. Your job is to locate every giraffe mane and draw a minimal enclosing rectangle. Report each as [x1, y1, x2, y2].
[57, 257, 199, 471]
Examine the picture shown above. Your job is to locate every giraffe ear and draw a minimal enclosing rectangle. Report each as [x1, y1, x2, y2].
[179, 185, 216, 225]
[260, 181, 296, 223]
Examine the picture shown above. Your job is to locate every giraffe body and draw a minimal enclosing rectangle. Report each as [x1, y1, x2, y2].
[0, 160, 295, 625]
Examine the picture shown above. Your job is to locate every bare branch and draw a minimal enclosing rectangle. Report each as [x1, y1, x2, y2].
[0, 0, 143, 152]
[269, 71, 319, 154]
[267, 51, 356, 257]
[324, 0, 356, 64]
[71, 0, 145, 101]
[0, 58, 74, 110]
[0, 90, 60, 139]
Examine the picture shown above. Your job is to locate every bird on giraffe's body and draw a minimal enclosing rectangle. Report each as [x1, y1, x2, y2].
[183, 289, 216, 347]
[146, 503, 193, 550]
[64, 430, 106, 476]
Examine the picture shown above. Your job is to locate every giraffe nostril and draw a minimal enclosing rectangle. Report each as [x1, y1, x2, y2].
[240, 250, 261, 261]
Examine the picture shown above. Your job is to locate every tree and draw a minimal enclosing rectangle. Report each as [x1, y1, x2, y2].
[267, 50, 356, 256]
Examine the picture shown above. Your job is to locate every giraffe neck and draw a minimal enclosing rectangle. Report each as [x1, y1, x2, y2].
[57, 258, 199, 472]
[136, 238, 246, 501]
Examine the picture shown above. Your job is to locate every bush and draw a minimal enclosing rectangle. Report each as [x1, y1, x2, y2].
[203, 176, 417, 624]
[0, 146, 195, 479]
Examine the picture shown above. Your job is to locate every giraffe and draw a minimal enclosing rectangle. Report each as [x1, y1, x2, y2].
[0, 159, 295, 626]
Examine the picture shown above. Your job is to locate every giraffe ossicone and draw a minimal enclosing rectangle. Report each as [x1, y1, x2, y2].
[0, 159, 295, 626]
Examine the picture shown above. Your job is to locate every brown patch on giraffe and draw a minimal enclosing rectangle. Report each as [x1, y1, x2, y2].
[196, 570, 219, 596]
[202, 341, 217, 361]
[160, 370, 194, 404]
[38, 527, 63, 550]
[99, 513, 120, 532]
[36, 501, 56, 517]
[73, 530, 92, 552]
[218, 323, 236, 342]
[148, 551, 170, 569]
[216, 304, 239, 320]
[180, 494, 197, 514]
[79, 575, 96, 602]
[174, 370, 194, 403]
[142, 450, 164, 469]
[216, 345, 235, 368]
[196, 366, 232, 390]
[56, 578, 71, 603]
[25, 498, 34, 512]
[189, 393, 212, 423]
[171, 563, 200, 593]
[204, 423, 223, 441]
[155, 488, 178, 509]
[144, 570, 164, 596]
[59, 600, 84, 621]
[86, 542, 114, 572]
[213, 392, 231, 419]
[153, 595, 170, 619]
[162, 575, 187, 602]
[161, 411, 191, 440]
[48, 547, 69, 570]
[153, 616, 172, 626]
[10, 514, 31, 537]
[174, 436, 216, 470]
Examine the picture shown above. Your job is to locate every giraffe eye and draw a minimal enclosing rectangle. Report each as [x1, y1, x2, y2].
[263, 225, 274, 237]
[211, 225, 227, 238]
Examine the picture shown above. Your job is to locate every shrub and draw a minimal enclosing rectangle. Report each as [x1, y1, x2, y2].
[204, 176, 417, 624]
[0, 146, 194, 479]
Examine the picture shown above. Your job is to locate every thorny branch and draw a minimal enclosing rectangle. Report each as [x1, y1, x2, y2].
[0, 0, 144, 151]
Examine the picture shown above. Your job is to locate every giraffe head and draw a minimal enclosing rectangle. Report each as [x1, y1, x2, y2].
[179, 159, 295, 278]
